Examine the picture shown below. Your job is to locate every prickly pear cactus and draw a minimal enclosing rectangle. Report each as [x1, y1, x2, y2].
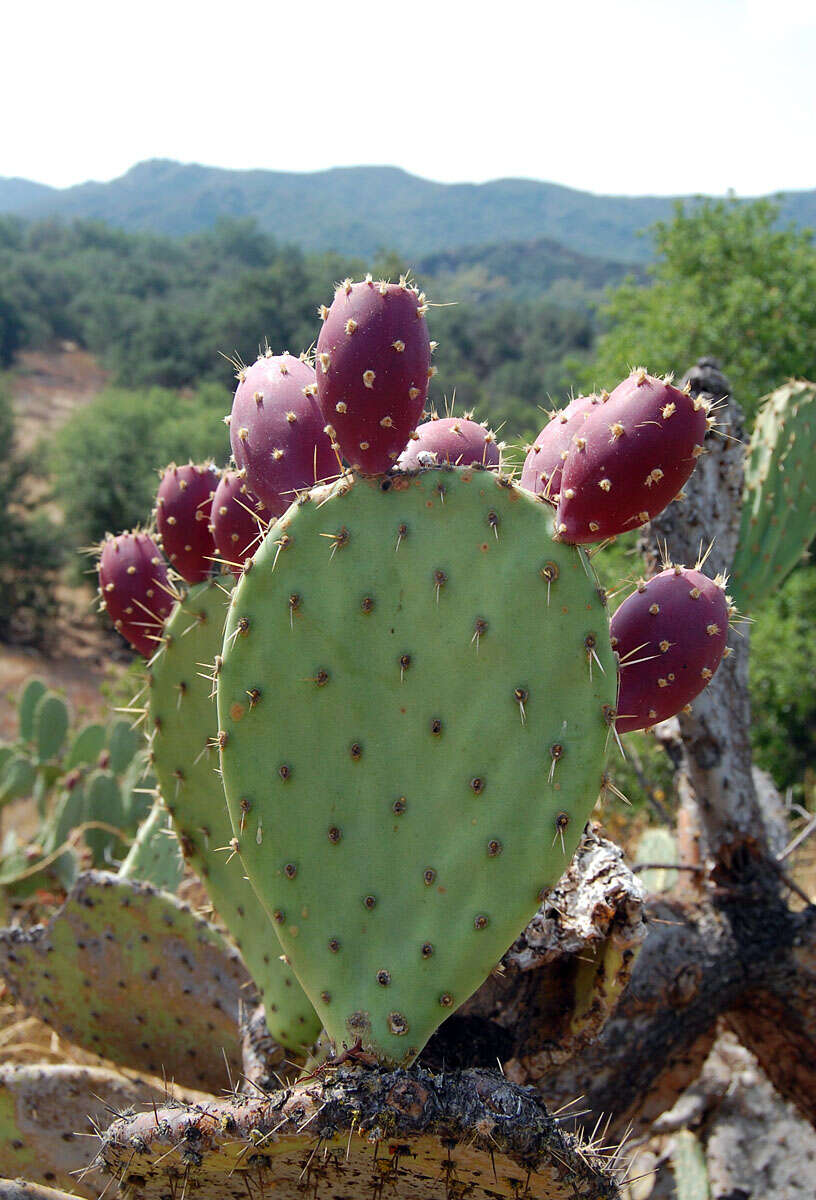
[118, 796, 184, 892]
[556, 371, 709, 543]
[398, 414, 501, 470]
[63, 721, 106, 770]
[0, 1064, 186, 1196]
[731, 380, 816, 609]
[634, 826, 678, 893]
[31, 692, 68, 764]
[147, 577, 321, 1050]
[218, 467, 616, 1064]
[611, 566, 730, 732]
[16, 679, 47, 745]
[155, 461, 220, 583]
[316, 278, 432, 474]
[0, 871, 249, 1091]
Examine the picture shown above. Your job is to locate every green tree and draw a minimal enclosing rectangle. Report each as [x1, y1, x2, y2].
[749, 567, 816, 794]
[52, 383, 230, 548]
[588, 198, 816, 417]
[0, 384, 62, 644]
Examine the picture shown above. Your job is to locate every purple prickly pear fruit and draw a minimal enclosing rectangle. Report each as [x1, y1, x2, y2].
[555, 370, 710, 544]
[229, 353, 337, 516]
[98, 532, 173, 658]
[611, 566, 730, 733]
[315, 277, 432, 474]
[520, 394, 601, 500]
[210, 470, 270, 576]
[397, 414, 500, 470]
[155, 462, 220, 583]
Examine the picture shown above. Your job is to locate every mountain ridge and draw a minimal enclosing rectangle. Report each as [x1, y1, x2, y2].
[2, 159, 814, 264]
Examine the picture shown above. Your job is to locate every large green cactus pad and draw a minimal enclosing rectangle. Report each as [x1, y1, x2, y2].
[0, 871, 248, 1091]
[148, 578, 321, 1051]
[218, 468, 616, 1064]
[731, 380, 816, 609]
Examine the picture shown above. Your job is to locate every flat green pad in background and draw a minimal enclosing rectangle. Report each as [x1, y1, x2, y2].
[148, 579, 321, 1051]
[0, 1064, 197, 1197]
[0, 871, 248, 1091]
[218, 468, 616, 1063]
[731, 380, 816, 609]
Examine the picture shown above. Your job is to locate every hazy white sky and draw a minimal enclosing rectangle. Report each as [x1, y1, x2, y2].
[2, 0, 813, 196]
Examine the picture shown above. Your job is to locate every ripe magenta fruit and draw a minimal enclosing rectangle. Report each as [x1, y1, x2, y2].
[230, 353, 337, 515]
[397, 415, 500, 470]
[315, 278, 432, 474]
[210, 470, 269, 576]
[520, 394, 601, 500]
[611, 566, 730, 732]
[556, 371, 709, 544]
[98, 532, 174, 658]
[155, 462, 220, 583]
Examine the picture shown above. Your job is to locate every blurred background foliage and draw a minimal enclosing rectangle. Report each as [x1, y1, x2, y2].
[0, 195, 814, 800]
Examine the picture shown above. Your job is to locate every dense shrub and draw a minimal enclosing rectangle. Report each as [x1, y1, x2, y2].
[589, 198, 816, 419]
[749, 567, 816, 794]
[0, 385, 62, 644]
[52, 384, 230, 548]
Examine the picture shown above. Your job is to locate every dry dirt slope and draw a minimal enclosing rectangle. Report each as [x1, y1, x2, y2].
[1, 345, 112, 741]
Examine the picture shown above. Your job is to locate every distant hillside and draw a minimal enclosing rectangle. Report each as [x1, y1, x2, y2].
[418, 236, 644, 303]
[3, 160, 813, 264]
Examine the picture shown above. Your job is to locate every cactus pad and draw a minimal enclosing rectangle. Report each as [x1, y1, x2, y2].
[31, 692, 68, 763]
[731, 380, 816, 609]
[148, 578, 321, 1051]
[17, 679, 47, 745]
[63, 722, 106, 770]
[0, 871, 248, 1091]
[0, 1064, 184, 1196]
[119, 796, 184, 892]
[218, 467, 616, 1064]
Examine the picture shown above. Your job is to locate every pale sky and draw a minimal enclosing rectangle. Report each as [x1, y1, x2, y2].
[2, 0, 814, 196]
